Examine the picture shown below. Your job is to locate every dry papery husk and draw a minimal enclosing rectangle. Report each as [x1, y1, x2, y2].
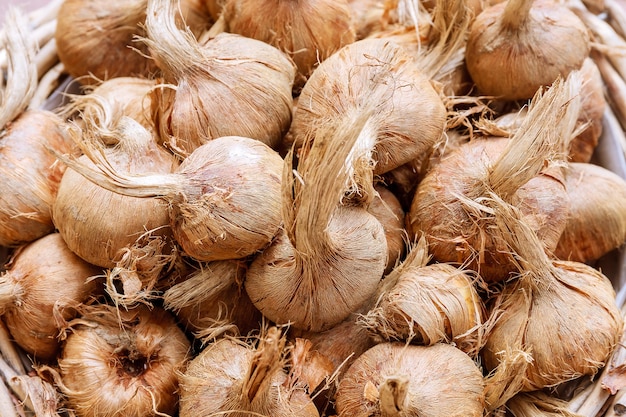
[56, 120, 284, 263]
[335, 342, 485, 417]
[289, 337, 338, 415]
[104, 234, 179, 308]
[52, 114, 178, 269]
[407, 73, 581, 283]
[480, 195, 623, 411]
[554, 162, 626, 264]
[356, 0, 458, 39]
[60, 77, 157, 139]
[1, 356, 64, 417]
[289, 286, 380, 386]
[283, 271, 392, 411]
[284, 267, 421, 414]
[407, 136, 570, 283]
[476, 57, 606, 163]
[143, 0, 295, 159]
[0, 9, 78, 248]
[290, 306, 377, 383]
[221, 0, 356, 90]
[179, 326, 319, 417]
[288, 292, 383, 404]
[369, 184, 407, 274]
[0, 109, 77, 247]
[359, 235, 485, 357]
[369, 0, 475, 97]
[0, 7, 37, 130]
[370, 0, 436, 32]
[364, 7, 431, 47]
[54, 0, 210, 84]
[0, 233, 102, 362]
[163, 259, 262, 338]
[347, 0, 389, 40]
[465, 0, 590, 101]
[418, 0, 505, 18]
[45, 303, 190, 417]
[288, 36, 447, 175]
[570, 56, 606, 163]
[245, 110, 387, 332]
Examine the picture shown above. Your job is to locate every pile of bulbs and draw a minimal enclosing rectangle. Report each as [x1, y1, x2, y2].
[0, 0, 626, 415]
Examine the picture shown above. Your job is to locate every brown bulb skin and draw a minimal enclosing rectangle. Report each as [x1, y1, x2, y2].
[0, 110, 75, 247]
[407, 137, 569, 282]
[169, 136, 284, 262]
[290, 38, 447, 175]
[465, 0, 590, 101]
[222, 0, 356, 89]
[179, 335, 319, 417]
[482, 260, 622, 391]
[53, 143, 177, 269]
[336, 342, 485, 417]
[58, 305, 190, 417]
[0, 233, 102, 362]
[554, 162, 626, 263]
[55, 0, 210, 84]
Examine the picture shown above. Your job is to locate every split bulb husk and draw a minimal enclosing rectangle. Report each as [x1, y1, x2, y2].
[409, 0, 473, 89]
[289, 37, 447, 175]
[419, 0, 504, 16]
[221, 0, 356, 90]
[104, 235, 178, 307]
[407, 74, 581, 282]
[52, 118, 178, 268]
[289, 337, 337, 413]
[554, 162, 626, 263]
[335, 342, 486, 417]
[481, 196, 623, 398]
[365, 11, 431, 47]
[55, 0, 210, 84]
[0, 110, 76, 247]
[8, 369, 63, 417]
[361, 237, 485, 356]
[378, 0, 474, 96]
[245, 111, 387, 332]
[57, 304, 190, 417]
[465, 0, 590, 100]
[178, 327, 319, 417]
[144, 0, 296, 157]
[425, 0, 474, 96]
[163, 259, 262, 338]
[0, 233, 102, 362]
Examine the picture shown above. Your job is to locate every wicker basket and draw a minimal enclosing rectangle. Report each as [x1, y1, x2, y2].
[1, 0, 626, 416]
